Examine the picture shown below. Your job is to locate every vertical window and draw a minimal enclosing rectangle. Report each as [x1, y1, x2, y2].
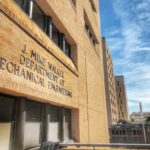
[0, 95, 16, 150]
[14, 0, 23, 7]
[93, 39, 96, 46]
[63, 109, 71, 140]
[45, 16, 52, 37]
[65, 40, 71, 58]
[47, 106, 72, 141]
[139, 130, 142, 135]
[84, 23, 97, 46]
[89, 32, 93, 41]
[71, 0, 76, 7]
[14, 0, 31, 15]
[119, 93, 121, 98]
[85, 24, 89, 34]
[48, 106, 60, 141]
[89, 0, 96, 12]
[116, 130, 119, 135]
[60, 33, 65, 52]
[84, 12, 97, 46]
[123, 130, 126, 135]
[52, 25, 60, 47]
[32, 2, 46, 31]
[23, 101, 42, 149]
[121, 98, 122, 104]
[112, 130, 114, 135]
[133, 130, 136, 135]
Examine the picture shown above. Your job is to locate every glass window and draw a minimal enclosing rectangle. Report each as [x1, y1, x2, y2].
[14, 0, 73, 61]
[52, 25, 60, 47]
[133, 130, 136, 135]
[89, 0, 96, 12]
[48, 106, 60, 141]
[116, 130, 119, 135]
[112, 130, 114, 135]
[14, 0, 30, 15]
[47, 106, 72, 142]
[0, 95, 15, 150]
[45, 16, 52, 37]
[64, 109, 71, 140]
[84, 23, 97, 46]
[85, 24, 89, 33]
[89, 32, 93, 40]
[32, 2, 46, 31]
[14, 0, 23, 7]
[71, 0, 76, 7]
[23, 101, 42, 149]
[65, 40, 71, 58]
[123, 130, 126, 135]
[93, 39, 96, 45]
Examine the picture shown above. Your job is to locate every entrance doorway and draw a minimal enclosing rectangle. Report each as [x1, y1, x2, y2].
[0, 94, 16, 150]
[0, 93, 73, 150]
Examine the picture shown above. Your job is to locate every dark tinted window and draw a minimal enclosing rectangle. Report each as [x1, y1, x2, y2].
[14, 0, 30, 15]
[133, 130, 136, 135]
[85, 24, 89, 33]
[116, 130, 119, 135]
[71, 0, 76, 7]
[52, 25, 60, 46]
[65, 40, 71, 58]
[26, 101, 42, 122]
[49, 106, 59, 122]
[14, 0, 22, 7]
[0, 95, 15, 122]
[32, 2, 46, 31]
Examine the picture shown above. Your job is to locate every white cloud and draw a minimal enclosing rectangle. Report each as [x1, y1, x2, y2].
[106, 0, 150, 113]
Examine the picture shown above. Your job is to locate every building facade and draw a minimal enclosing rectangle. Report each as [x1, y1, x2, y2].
[115, 76, 128, 121]
[0, 0, 109, 149]
[130, 112, 150, 123]
[110, 123, 150, 144]
[102, 38, 118, 126]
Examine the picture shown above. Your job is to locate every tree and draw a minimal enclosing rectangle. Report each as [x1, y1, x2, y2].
[146, 116, 150, 123]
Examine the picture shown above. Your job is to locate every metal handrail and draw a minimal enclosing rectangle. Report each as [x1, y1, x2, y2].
[25, 145, 40, 150]
[25, 143, 150, 150]
[59, 143, 150, 148]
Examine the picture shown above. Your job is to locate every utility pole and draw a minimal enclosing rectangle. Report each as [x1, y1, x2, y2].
[139, 102, 147, 143]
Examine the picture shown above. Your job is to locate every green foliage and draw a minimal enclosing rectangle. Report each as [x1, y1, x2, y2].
[146, 116, 150, 122]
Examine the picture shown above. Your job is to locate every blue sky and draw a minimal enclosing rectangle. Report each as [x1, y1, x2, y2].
[99, 0, 150, 114]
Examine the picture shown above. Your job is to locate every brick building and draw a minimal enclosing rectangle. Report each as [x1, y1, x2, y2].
[115, 76, 128, 121]
[0, 0, 109, 149]
[102, 37, 118, 126]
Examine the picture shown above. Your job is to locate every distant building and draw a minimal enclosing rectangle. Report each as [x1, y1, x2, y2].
[110, 123, 150, 144]
[130, 112, 150, 123]
[115, 76, 129, 121]
[102, 37, 119, 126]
